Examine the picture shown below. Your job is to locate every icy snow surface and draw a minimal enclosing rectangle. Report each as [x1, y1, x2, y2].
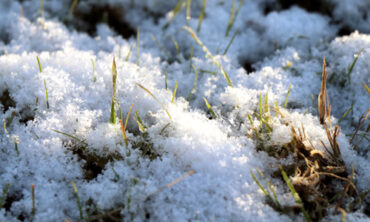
[0, 0, 369, 221]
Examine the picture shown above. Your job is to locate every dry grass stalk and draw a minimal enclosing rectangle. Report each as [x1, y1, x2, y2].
[318, 57, 330, 125]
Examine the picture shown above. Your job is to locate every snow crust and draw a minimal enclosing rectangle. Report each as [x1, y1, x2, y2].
[0, 0, 369, 221]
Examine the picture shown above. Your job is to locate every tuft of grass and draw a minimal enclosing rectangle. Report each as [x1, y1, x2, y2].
[184, 26, 233, 87]
[110, 57, 117, 124]
[136, 28, 140, 66]
[171, 80, 178, 104]
[203, 97, 217, 119]
[280, 165, 311, 222]
[119, 104, 134, 148]
[0, 183, 10, 209]
[225, 0, 244, 37]
[71, 181, 83, 220]
[31, 184, 36, 216]
[197, 0, 207, 33]
[284, 84, 292, 108]
[223, 30, 238, 55]
[186, 65, 198, 101]
[347, 49, 363, 84]
[136, 83, 172, 119]
[162, 0, 186, 30]
[125, 42, 134, 62]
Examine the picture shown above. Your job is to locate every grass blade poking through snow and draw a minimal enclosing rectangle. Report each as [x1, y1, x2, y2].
[363, 82, 370, 94]
[120, 104, 134, 148]
[135, 111, 146, 132]
[225, 0, 244, 37]
[37, 57, 49, 109]
[250, 170, 275, 205]
[197, 0, 206, 33]
[187, 65, 198, 101]
[284, 84, 292, 108]
[184, 26, 233, 87]
[110, 57, 117, 124]
[39, 0, 44, 18]
[136, 83, 172, 119]
[3, 121, 20, 156]
[125, 42, 134, 62]
[91, 59, 97, 82]
[71, 181, 83, 220]
[338, 104, 353, 123]
[203, 97, 217, 119]
[68, 0, 79, 20]
[223, 30, 238, 55]
[0, 183, 10, 209]
[347, 49, 363, 84]
[162, 0, 186, 30]
[171, 80, 178, 104]
[186, 0, 192, 25]
[280, 165, 311, 222]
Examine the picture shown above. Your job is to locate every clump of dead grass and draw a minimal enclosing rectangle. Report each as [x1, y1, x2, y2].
[249, 57, 366, 221]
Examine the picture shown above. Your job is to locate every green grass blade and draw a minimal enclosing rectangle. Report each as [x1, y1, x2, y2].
[164, 68, 168, 90]
[39, 0, 44, 17]
[136, 28, 140, 66]
[280, 165, 311, 222]
[256, 168, 282, 210]
[125, 42, 134, 62]
[250, 170, 274, 202]
[3, 121, 19, 155]
[151, 34, 170, 59]
[136, 83, 172, 119]
[284, 84, 292, 108]
[347, 49, 363, 84]
[203, 97, 217, 119]
[120, 104, 134, 147]
[184, 26, 233, 87]
[43, 80, 49, 109]
[186, 0, 192, 25]
[6, 111, 16, 128]
[162, 0, 186, 30]
[171, 80, 178, 104]
[225, 0, 235, 37]
[171, 36, 180, 56]
[234, 0, 244, 20]
[110, 57, 117, 124]
[363, 82, 370, 94]
[186, 65, 198, 101]
[91, 59, 97, 82]
[0, 183, 10, 209]
[68, 0, 79, 20]
[199, 69, 217, 76]
[338, 104, 353, 123]
[52, 129, 88, 146]
[135, 111, 146, 132]
[36, 56, 42, 72]
[196, 0, 207, 33]
[223, 30, 238, 55]
[71, 181, 83, 220]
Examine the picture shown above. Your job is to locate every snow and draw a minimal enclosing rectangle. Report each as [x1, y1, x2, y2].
[0, 0, 369, 221]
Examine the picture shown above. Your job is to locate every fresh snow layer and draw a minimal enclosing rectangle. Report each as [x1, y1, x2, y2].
[0, 0, 369, 221]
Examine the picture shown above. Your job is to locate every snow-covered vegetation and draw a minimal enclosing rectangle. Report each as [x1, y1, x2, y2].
[0, 0, 369, 221]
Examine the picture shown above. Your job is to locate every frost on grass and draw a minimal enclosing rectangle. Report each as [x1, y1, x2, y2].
[0, 0, 369, 221]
